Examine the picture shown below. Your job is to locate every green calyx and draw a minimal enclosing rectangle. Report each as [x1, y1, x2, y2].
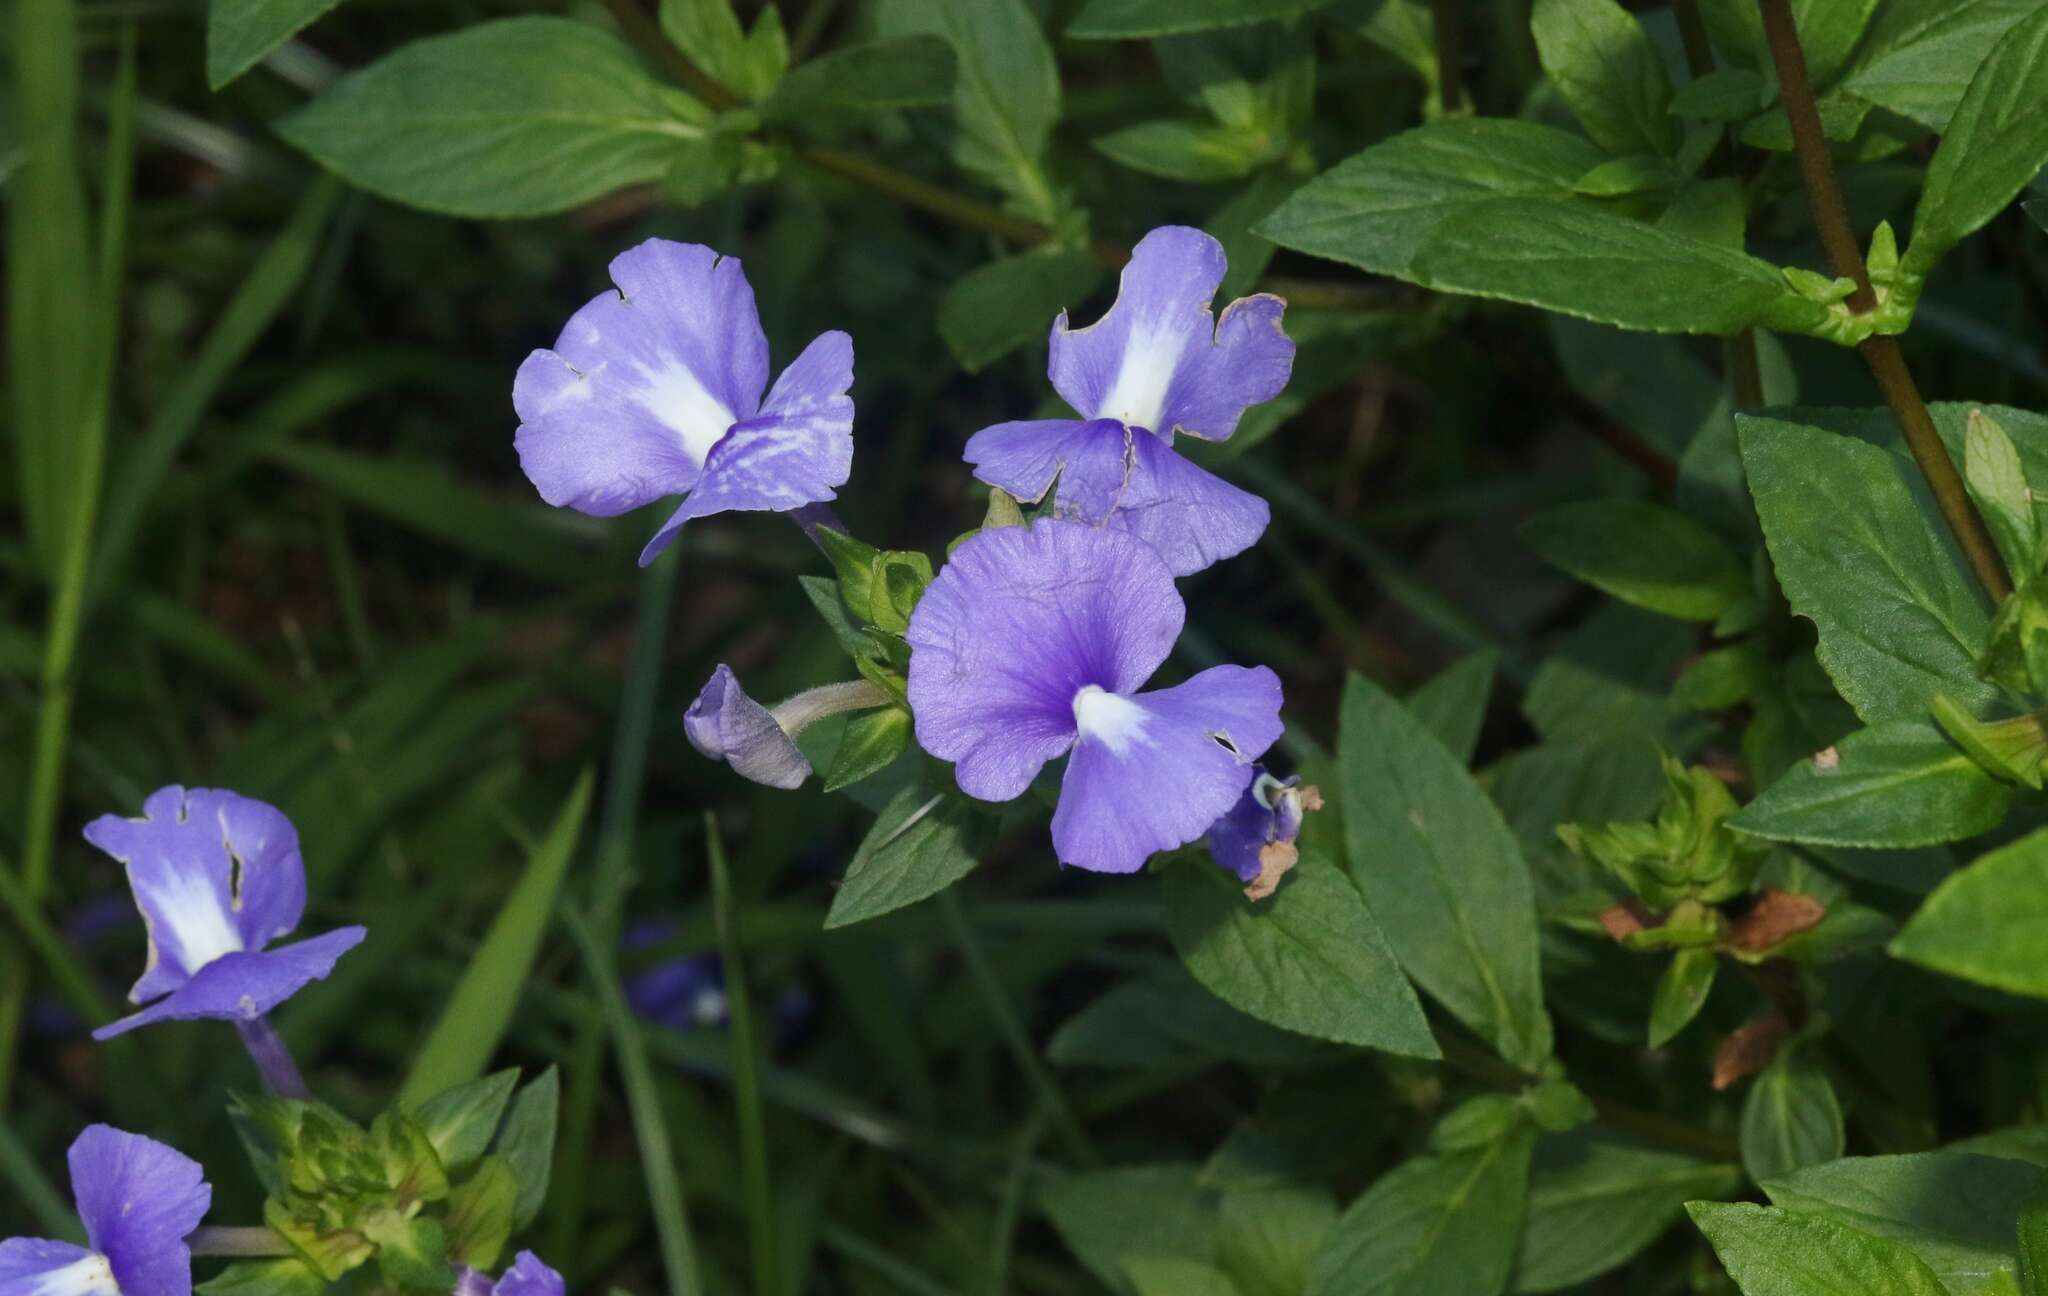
[1557, 754, 1766, 909]
[1778, 221, 1925, 346]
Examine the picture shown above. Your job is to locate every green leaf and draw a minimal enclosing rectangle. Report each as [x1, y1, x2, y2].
[1048, 965, 1328, 1070]
[1740, 415, 1996, 723]
[1405, 648, 1499, 765]
[1041, 1165, 1217, 1294]
[1669, 67, 1772, 120]
[276, 18, 708, 219]
[758, 36, 955, 121]
[408, 1069, 517, 1172]
[1095, 120, 1275, 181]
[207, 0, 347, 89]
[823, 706, 913, 792]
[1305, 1120, 1537, 1296]
[1163, 853, 1437, 1056]
[2021, 1182, 2048, 1296]
[1409, 199, 1828, 335]
[1340, 673, 1553, 1069]
[399, 772, 594, 1107]
[1124, 1258, 1241, 1296]
[1741, 1051, 1846, 1183]
[798, 573, 876, 659]
[1256, 120, 1607, 278]
[1219, 1185, 1338, 1296]
[658, 0, 788, 99]
[1907, 7, 2048, 277]
[1764, 1150, 2044, 1295]
[1650, 947, 1719, 1048]
[493, 1067, 558, 1231]
[1893, 826, 2048, 998]
[443, 1156, 518, 1270]
[936, 247, 1102, 371]
[825, 784, 979, 927]
[1841, 0, 2046, 131]
[1688, 1202, 1953, 1296]
[1514, 1133, 1742, 1293]
[1521, 500, 1750, 621]
[1068, 0, 1338, 39]
[364, 1210, 452, 1290]
[1965, 408, 2041, 579]
[877, 0, 1060, 218]
[1530, 0, 1678, 157]
[1730, 721, 2010, 849]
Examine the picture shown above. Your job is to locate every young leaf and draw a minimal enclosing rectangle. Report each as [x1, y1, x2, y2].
[1763, 1149, 2043, 1293]
[1521, 500, 1750, 621]
[1965, 408, 2041, 579]
[443, 1156, 518, 1270]
[1340, 673, 1553, 1069]
[757, 36, 956, 121]
[1305, 1119, 1536, 1296]
[1255, 120, 1607, 278]
[1729, 721, 2011, 849]
[1095, 120, 1275, 181]
[208, 0, 348, 89]
[1514, 1133, 1743, 1293]
[1530, 0, 1678, 157]
[825, 784, 979, 928]
[936, 248, 1101, 371]
[1688, 1202, 1952, 1296]
[408, 1069, 518, 1172]
[399, 772, 594, 1107]
[276, 18, 711, 219]
[1841, 0, 2046, 131]
[1163, 853, 1437, 1057]
[493, 1066, 558, 1231]
[1907, 7, 2048, 277]
[1067, 0, 1339, 40]
[1404, 648, 1499, 765]
[822, 706, 913, 792]
[1892, 826, 2048, 998]
[659, 0, 788, 100]
[1650, 947, 1718, 1048]
[1740, 416, 1996, 723]
[1741, 1052, 1845, 1183]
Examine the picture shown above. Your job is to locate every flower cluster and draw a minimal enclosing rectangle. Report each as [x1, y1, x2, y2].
[518, 227, 1308, 882]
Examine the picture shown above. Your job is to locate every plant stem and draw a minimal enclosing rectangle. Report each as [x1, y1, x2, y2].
[1431, 0, 1465, 114]
[707, 814, 779, 1296]
[1757, 0, 2011, 603]
[188, 1227, 295, 1258]
[235, 1015, 313, 1100]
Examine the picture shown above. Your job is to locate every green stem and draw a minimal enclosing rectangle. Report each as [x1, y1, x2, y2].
[1431, 0, 1465, 114]
[707, 813, 779, 1296]
[939, 891, 1097, 1167]
[1757, 0, 2011, 603]
[188, 1227, 294, 1258]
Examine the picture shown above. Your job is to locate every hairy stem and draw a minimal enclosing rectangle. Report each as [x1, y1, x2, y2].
[189, 1226, 294, 1258]
[236, 1016, 313, 1100]
[1758, 0, 2011, 602]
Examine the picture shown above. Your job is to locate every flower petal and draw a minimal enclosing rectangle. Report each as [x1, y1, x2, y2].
[962, 419, 1123, 510]
[91, 927, 367, 1041]
[0, 1241, 113, 1296]
[1101, 429, 1269, 576]
[183, 789, 306, 956]
[493, 1252, 568, 1296]
[513, 240, 770, 518]
[683, 665, 812, 790]
[639, 330, 855, 562]
[906, 521, 1183, 802]
[1205, 783, 1273, 884]
[84, 787, 245, 1004]
[1050, 665, 1283, 873]
[69, 1125, 209, 1296]
[1045, 227, 1223, 433]
[1156, 291, 1293, 443]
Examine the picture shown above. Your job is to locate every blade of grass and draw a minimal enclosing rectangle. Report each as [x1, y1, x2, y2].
[550, 552, 680, 1273]
[981, 1106, 1046, 1296]
[709, 813, 779, 1296]
[563, 903, 703, 1296]
[0, 1122, 81, 1242]
[398, 770, 594, 1107]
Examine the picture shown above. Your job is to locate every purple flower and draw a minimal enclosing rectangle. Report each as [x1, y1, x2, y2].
[684, 665, 812, 789]
[0, 1125, 210, 1296]
[83, 787, 365, 1041]
[963, 226, 1293, 577]
[906, 520, 1283, 873]
[1207, 770, 1323, 901]
[453, 1252, 565, 1296]
[514, 239, 854, 566]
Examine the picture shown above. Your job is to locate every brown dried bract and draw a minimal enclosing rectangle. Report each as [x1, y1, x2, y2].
[1598, 900, 1655, 943]
[1713, 1012, 1789, 1090]
[1243, 841, 1299, 902]
[1727, 888, 1826, 953]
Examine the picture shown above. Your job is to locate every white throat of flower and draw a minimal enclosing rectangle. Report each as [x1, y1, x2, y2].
[1072, 685, 1150, 756]
[1094, 324, 1179, 434]
[30, 1254, 119, 1296]
[159, 865, 247, 970]
[636, 361, 736, 470]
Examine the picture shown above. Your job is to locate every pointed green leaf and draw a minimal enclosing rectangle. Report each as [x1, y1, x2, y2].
[1741, 1052, 1845, 1183]
[208, 0, 348, 89]
[494, 1066, 559, 1231]
[408, 1069, 518, 1172]
[1908, 7, 2048, 276]
[1531, 0, 1678, 156]
[826, 784, 980, 927]
[1068, 0, 1338, 39]
[1405, 648, 1499, 765]
[758, 36, 955, 121]
[1893, 826, 2048, 998]
[1522, 499, 1750, 621]
[1730, 721, 2010, 849]
[1515, 1133, 1742, 1293]
[1688, 1202, 1952, 1296]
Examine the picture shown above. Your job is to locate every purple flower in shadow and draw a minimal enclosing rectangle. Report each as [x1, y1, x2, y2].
[83, 786, 364, 1041]
[964, 226, 1293, 576]
[907, 520, 1283, 873]
[453, 1251, 565, 1296]
[514, 239, 854, 566]
[1207, 770, 1324, 901]
[0, 1125, 210, 1296]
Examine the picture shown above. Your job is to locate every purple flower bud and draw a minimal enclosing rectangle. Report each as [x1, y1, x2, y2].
[0, 1125, 210, 1296]
[513, 239, 855, 566]
[82, 787, 365, 1041]
[684, 665, 813, 790]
